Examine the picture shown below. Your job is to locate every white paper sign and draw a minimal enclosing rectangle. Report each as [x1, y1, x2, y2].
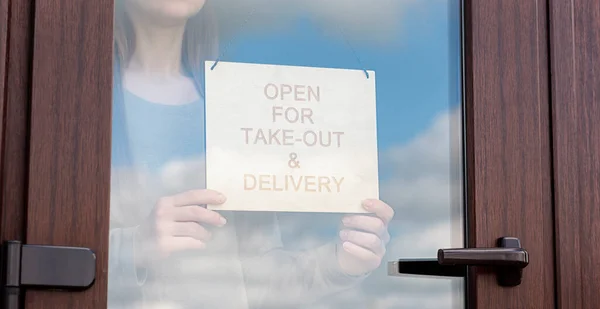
[205, 61, 379, 213]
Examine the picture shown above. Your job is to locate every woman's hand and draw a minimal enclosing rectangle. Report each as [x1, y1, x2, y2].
[135, 189, 227, 267]
[337, 199, 394, 276]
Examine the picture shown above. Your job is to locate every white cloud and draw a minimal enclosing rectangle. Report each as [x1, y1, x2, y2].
[109, 105, 464, 308]
[381, 107, 464, 251]
[296, 106, 465, 309]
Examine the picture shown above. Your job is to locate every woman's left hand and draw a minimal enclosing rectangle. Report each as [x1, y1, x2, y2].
[337, 199, 394, 276]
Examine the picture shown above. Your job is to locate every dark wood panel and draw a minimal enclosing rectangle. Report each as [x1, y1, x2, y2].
[0, 0, 33, 242]
[464, 0, 555, 308]
[549, 1, 600, 308]
[0, 0, 8, 122]
[26, 0, 113, 308]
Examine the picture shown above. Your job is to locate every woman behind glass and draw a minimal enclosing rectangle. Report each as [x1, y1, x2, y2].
[108, 1, 395, 308]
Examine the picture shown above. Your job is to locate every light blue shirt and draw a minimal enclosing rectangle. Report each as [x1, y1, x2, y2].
[112, 91, 204, 171]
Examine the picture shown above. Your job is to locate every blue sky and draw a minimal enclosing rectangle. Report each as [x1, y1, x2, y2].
[212, 0, 465, 244]
[219, 0, 462, 156]
[209, 4, 466, 307]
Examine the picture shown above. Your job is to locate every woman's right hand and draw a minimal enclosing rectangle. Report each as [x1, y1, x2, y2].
[135, 189, 228, 267]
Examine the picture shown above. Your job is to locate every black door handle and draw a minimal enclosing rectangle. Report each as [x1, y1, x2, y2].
[389, 237, 529, 287]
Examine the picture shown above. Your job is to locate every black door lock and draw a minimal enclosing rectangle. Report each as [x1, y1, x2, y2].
[1, 240, 96, 309]
[389, 237, 529, 287]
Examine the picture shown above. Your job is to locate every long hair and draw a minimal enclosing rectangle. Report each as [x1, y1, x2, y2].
[112, 0, 218, 168]
[110, 2, 218, 229]
[109, 4, 220, 305]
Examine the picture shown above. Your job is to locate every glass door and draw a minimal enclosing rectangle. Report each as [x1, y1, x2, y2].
[108, 1, 464, 308]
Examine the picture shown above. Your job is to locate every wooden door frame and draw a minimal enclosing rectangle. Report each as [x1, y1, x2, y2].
[463, 0, 555, 308]
[549, 1, 600, 308]
[0, 0, 34, 246]
[10, 0, 556, 308]
[22, 0, 114, 308]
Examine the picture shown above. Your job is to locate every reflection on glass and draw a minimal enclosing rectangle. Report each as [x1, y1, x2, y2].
[108, 0, 464, 308]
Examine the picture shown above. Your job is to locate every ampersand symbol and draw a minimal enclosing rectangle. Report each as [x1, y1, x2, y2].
[288, 153, 300, 169]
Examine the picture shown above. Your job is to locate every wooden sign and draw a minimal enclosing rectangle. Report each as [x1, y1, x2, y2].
[205, 61, 378, 213]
